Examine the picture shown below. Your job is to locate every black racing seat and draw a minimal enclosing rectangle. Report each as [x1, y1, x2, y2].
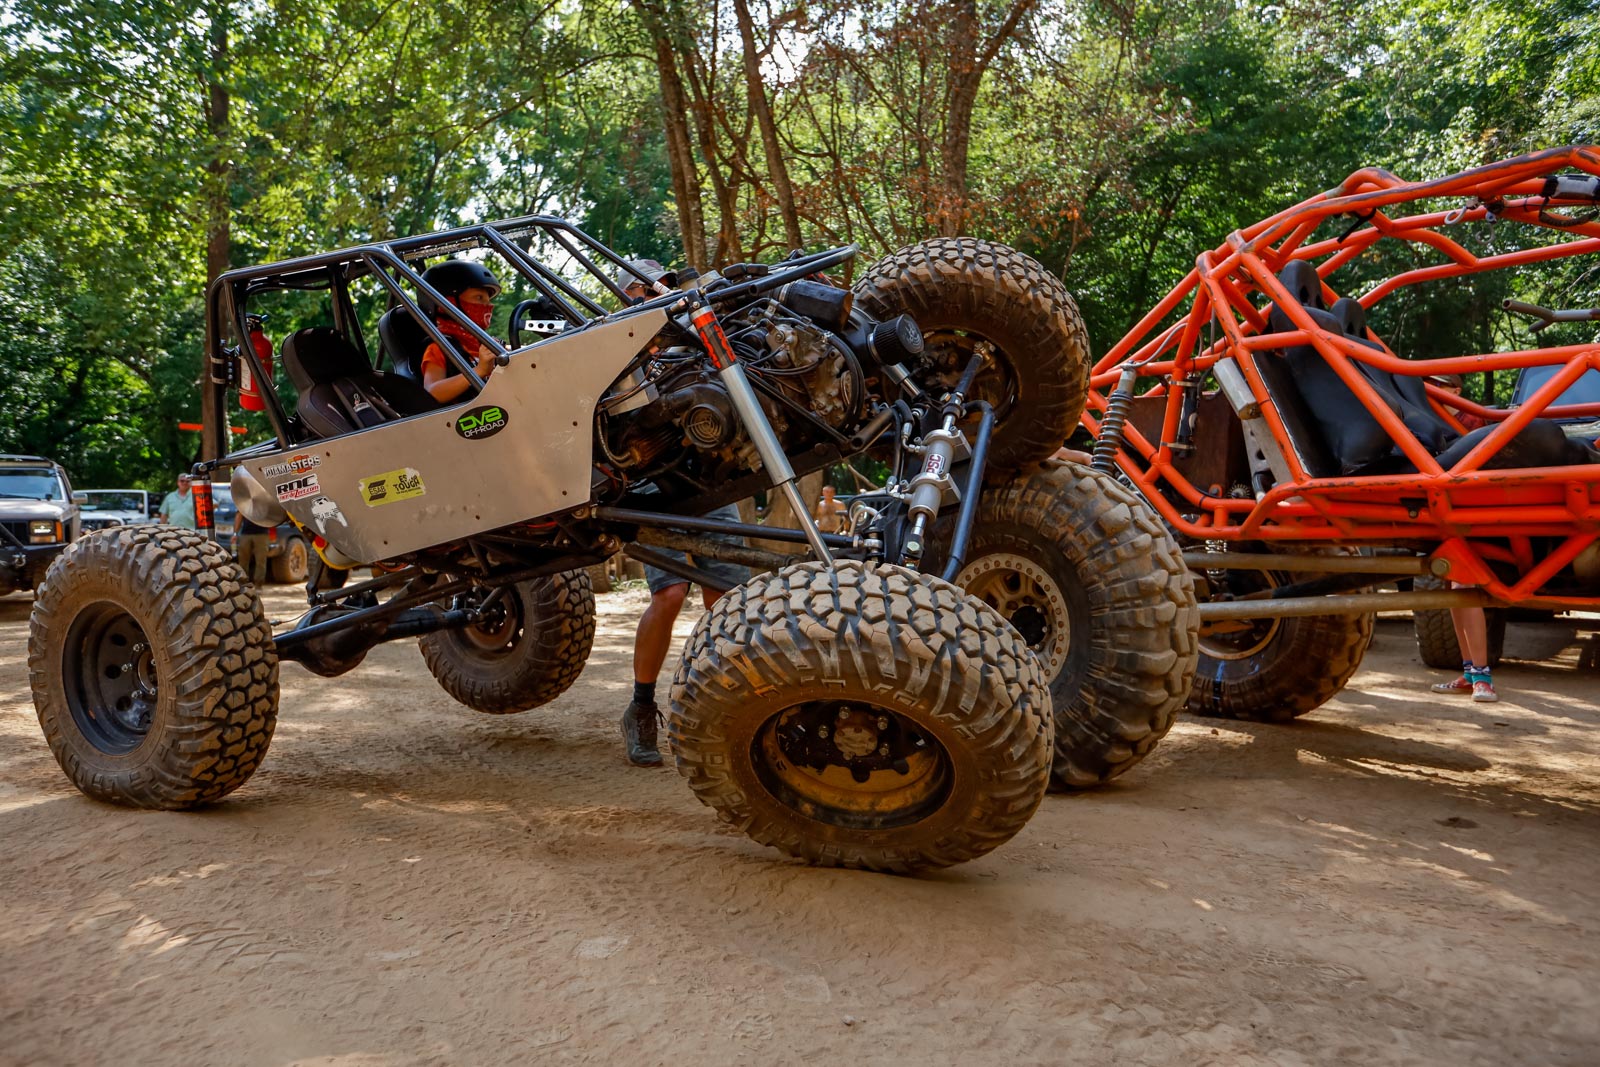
[1254, 260, 1593, 474]
[377, 307, 432, 382]
[282, 327, 438, 439]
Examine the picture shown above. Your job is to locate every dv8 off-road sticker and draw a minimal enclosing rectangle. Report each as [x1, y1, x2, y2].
[275, 472, 321, 502]
[454, 404, 508, 441]
[358, 467, 426, 507]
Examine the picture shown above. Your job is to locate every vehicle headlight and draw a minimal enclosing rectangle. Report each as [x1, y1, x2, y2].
[29, 520, 63, 544]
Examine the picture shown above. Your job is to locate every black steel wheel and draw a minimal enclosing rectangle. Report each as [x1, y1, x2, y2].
[63, 603, 159, 755]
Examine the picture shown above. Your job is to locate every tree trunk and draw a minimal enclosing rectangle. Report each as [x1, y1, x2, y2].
[938, 0, 1033, 237]
[681, 51, 746, 265]
[731, 0, 803, 251]
[650, 31, 709, 270]
[201, 3, 231, 463]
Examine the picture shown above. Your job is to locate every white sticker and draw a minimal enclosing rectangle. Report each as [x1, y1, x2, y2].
[310, 497, 348, 535]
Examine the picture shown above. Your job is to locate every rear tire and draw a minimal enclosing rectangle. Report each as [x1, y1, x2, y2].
[1189, 557, 1373, 722]
[1414, 576, 1504, 668]
[670, 560, 1053, 873]
[28, 526, 279, 808]
[853, 237, 1090, 470]
[945, 461, 1199, 790]
[419, 570, 595, 714]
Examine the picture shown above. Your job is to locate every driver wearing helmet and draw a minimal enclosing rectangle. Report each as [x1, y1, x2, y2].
[418, 259, 502, 404]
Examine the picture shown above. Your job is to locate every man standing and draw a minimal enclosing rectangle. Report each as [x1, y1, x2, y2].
[234, 510, 269, 585]
[157, 474, 197, 529]
[813, 484, 848, 534]
[612, 256, 750, 766]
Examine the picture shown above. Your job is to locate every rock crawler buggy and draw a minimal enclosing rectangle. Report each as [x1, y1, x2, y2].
[29, 220, 1198, 872]
[1083, 146, 1600, 722]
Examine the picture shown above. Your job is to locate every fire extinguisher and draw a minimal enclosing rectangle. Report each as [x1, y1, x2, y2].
[239, 313, 273, 412]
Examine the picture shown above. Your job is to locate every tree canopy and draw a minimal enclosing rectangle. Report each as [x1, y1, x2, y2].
[2, 0, 1596, 486]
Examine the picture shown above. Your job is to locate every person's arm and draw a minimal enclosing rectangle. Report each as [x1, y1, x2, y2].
[233, 511, 243, 537]
[422, 344, 497, 403]
[156, 493, 169, 523]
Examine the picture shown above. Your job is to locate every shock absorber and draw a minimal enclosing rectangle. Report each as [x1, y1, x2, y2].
[903, 356, 982, 563]
[1091, 365, 1138, 475]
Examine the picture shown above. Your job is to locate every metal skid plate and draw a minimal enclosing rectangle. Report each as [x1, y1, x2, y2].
[240, 310, 666, 563]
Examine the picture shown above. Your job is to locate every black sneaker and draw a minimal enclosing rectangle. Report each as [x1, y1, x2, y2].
[621, 701, 664, 767]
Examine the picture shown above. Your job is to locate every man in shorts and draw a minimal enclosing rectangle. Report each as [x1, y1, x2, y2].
[622, 510, 750, 766]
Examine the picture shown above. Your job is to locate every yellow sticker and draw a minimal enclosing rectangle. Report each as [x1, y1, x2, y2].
[359, 467, 426, 506]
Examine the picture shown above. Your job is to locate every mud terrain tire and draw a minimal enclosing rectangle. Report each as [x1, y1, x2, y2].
[269, 534, 309, 584]
[853, 237, 1090, 470]
[947, 461, 1198, 790]
[670, 560, 1053, 873]
[1413, 576, 1504, 668]
[28, 525, 278, 808]
[1189, 556, 1374, 722]
[419, 570, 595, 714]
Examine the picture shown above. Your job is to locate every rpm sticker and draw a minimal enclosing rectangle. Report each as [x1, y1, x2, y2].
[359, 467, 426, 507]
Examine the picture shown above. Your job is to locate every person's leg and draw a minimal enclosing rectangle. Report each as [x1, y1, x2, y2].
[239, 535, 266, 585]
[623, 575, 688, 766]
[1455, 605, 1499, 702]
[633, 582, 688, 690]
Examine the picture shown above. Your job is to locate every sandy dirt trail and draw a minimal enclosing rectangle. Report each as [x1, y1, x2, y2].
[2, 585, 1597, 1066]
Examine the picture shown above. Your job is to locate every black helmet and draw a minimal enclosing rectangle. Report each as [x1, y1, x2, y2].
[419, 259, 501, 317]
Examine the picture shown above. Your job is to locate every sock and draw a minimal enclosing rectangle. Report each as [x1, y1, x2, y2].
[633, 680, 657, 707]
[1469, 666, 1492, 684]
[1461, 660, 1474, 678]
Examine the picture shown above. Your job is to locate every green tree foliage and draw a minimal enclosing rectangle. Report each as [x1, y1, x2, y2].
[0, 0, 1595, 485]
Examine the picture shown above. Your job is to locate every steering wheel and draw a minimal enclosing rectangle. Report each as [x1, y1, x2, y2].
[509, 298, 568, 348]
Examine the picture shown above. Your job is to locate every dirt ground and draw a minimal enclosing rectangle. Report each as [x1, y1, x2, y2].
[2, 584, 1597, 1067]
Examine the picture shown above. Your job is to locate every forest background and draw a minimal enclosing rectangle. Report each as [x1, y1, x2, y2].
[2, 0, 1597, 488]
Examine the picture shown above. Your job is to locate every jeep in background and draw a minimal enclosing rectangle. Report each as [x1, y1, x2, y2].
[74, 489, 154, 532]
[0, 455, 80, 595]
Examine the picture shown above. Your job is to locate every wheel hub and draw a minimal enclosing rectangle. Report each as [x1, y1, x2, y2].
[65, 602, 159, 755]
[955, 551, 1070, 678]
[1199, 569, 1282, 661]
[751, 701, 952, 830]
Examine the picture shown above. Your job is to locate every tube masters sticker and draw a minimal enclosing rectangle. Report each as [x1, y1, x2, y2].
[359, 467, 426, 507]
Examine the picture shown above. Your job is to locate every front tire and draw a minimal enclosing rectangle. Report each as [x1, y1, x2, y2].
[670, 560, 1053, 873]
[419, 570, 596, 714]
[28, 526, 279, 808]
[946, 461, 1199, 790]
[853, 237, 1090, 471]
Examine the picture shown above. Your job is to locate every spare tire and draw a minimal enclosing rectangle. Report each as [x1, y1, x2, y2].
[853, 237, 1090, 470]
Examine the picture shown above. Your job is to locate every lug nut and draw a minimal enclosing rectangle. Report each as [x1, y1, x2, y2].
[837, 708, 849, 720]
[876, 716, 888, 730]
[878, 745, 889, 756]
[818, 726, 829, 738]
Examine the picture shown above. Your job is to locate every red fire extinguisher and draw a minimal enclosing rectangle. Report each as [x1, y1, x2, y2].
[240, 313, 274, 412]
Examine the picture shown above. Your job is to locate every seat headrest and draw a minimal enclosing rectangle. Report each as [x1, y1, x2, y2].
[282, 327, 371, 391]
[377, 307, 434, 380]
[1330, 296, 1367, 339]
[1278, 260, 1325, 310]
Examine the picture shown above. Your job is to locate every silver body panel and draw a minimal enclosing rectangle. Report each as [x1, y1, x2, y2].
[240, 310, 665, 563]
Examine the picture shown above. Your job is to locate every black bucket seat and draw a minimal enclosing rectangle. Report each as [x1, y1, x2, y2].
[281, 327, 437, 439]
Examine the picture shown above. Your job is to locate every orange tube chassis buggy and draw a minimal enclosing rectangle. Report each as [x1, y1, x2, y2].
[1085, 145, 1600, 621]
